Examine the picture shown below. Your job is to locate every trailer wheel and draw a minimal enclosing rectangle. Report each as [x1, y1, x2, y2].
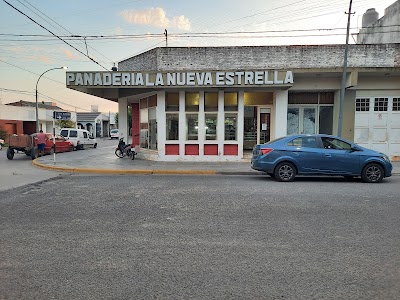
[7, 148, 14, 160]
[31, 147, 39, 160]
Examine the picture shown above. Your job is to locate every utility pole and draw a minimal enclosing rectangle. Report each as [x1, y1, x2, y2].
[338, 0, 354, 137]
[164, 29, 168, 47]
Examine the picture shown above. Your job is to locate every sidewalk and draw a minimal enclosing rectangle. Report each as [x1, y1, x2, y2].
[32, 146, 258, 175]
[32, 144, 400, 176]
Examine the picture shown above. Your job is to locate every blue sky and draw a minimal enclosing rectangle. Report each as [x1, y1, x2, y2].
[0, 0, 396, 113]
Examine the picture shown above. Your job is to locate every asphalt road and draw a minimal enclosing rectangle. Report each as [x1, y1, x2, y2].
[0, 138, 116, 191]
[1, 174, 400, 299]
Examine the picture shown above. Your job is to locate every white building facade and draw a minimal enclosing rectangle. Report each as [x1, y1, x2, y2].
[66, 44, 400, 161]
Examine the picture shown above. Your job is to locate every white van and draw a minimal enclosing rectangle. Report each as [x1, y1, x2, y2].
[59, 128, 97, 150]
[110, 128, 119, 139]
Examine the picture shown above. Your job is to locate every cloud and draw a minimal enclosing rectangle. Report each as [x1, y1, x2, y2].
[64, 49, 79, 60]
[120, 7, 191, 30]
[38, 55, 51, 63]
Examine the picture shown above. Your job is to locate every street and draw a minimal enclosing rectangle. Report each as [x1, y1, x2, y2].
[1, 173, 400, 299]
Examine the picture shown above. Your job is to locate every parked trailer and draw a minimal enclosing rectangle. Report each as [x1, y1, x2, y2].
[6, 134, 39, 160]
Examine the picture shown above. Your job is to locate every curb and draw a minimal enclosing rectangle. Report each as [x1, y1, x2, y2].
[32, 159, 218, 175]
[32, 159, 399, 177]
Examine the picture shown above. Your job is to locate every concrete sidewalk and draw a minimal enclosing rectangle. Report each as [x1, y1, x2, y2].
[32, 144, 400, 176]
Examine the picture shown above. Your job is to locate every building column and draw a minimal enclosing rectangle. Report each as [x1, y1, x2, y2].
[217, 90, 224, 156]
[179, 91, 186, 157]
[237, 90, 244, 158]
[274, 90, 288, 139]
[157, 91, 166, 157]
[118, 98, 128, 143]
[198, 91, 205, 157]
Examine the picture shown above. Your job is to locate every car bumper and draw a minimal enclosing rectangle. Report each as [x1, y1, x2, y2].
[251, 157, 275, 173]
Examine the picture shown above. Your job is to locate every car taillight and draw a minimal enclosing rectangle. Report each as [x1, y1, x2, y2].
[259, 148, 273, 156]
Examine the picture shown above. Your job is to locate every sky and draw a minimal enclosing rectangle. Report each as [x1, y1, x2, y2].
[0, 0, 396, 113]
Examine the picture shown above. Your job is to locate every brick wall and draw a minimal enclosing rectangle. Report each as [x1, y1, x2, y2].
[0, 120, 23, 135]
[119, 44, 400, 71]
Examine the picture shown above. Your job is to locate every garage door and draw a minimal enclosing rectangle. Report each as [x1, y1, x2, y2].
[354, 97, 400, 160]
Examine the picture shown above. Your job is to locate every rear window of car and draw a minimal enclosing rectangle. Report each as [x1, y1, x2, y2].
[264, 136, 286, 145]
[111, 129, 119, 133]
[287, 137, 318, 148]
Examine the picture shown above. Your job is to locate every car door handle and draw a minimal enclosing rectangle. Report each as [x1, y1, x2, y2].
[325, 154, 332, 157]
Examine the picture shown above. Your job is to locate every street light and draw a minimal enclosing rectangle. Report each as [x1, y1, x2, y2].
[35, 66, 68, 132]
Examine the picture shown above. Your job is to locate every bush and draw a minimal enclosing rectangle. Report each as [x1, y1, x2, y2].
[56, 120, 76, 128]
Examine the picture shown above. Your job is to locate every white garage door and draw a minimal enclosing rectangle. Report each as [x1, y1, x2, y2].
[354, 97, 400, 160]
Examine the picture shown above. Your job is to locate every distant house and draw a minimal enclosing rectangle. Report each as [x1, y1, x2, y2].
[77, 112, 112, 137]
[357, 0, 400, 44]
[0, 101, 76, 135]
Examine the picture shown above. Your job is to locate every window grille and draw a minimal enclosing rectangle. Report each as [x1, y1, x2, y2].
[355, 98, 370, 112]
[393, 98, 400, 112]
[374, 98, 388, 111]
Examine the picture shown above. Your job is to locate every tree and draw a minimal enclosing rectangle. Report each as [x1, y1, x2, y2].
[115, 106, 132, 131]
[56, 120, 76, 128]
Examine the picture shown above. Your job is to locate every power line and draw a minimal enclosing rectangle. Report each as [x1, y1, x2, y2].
[1, 24, 398, 40]
[17, 0, 114, 64]
[2, 0, 109, 70]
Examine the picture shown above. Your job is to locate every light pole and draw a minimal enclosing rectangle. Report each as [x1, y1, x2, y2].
[338, 0, 353, 137]
[35, 66, 68, 132]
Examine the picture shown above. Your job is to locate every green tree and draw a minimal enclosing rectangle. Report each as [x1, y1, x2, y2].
[56, 120, 76, 128]
[115, 107, 132, 131]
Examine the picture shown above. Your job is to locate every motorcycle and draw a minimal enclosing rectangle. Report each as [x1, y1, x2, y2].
[115, 137, 136, 160]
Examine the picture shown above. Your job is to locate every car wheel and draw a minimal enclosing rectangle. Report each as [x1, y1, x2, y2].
[94, 143, 97, 148]
[49, 147, 55, 155]
[68, 145, 73, 152]
[274, 162, 296, 182]
[130, 151, 135, 160]
[361, 163, 384, 183]
[115, 149, 124, 158]
[7, 148, 14, 160]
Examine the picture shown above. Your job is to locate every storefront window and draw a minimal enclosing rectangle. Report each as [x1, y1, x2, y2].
[186, 114, 198, 140]
[166, 92, 179, 112]
[287, 108, 299, 135]
[185, 93, 199, 112]
[166, 114, 179, 140]
[148, 107, 157, 150]
[205, 114, 217, 140]
[319, 106, 333, 134]
[287, 92, 334, 135]
[205, 92, 218, 112]
[224, 93, 238, 111]
[225, 113, 237, 140]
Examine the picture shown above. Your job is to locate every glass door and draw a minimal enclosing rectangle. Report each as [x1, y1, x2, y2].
[302, 107, 316, 134]
[244, 106, 257, 150]
[287, 107, 316, 134]
[258, 107, 271, 144]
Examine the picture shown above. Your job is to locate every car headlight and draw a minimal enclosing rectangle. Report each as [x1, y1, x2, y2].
[381, 155, 390, 162]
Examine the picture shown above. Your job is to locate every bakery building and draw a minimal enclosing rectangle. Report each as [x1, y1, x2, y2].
[66, 43, 400, 161]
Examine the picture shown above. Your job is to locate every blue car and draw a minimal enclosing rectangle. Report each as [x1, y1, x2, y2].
[251, 134, 392, 183]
